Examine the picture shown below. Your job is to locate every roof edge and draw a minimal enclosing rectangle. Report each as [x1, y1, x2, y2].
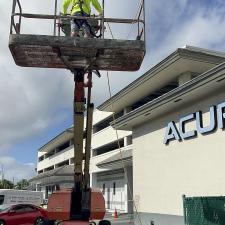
[38, 127, 73, 152]
[112, 61, 225, 130]
[97, 46, 225, 112]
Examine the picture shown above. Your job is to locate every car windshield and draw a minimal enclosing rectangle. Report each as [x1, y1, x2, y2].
[0, 204, 11, 212]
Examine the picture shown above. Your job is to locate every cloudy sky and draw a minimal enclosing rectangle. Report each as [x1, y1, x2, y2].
[1, 0, 225, 181]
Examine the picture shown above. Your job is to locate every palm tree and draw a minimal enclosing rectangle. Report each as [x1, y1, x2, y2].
[0, 179, 14, 189]
[15, 179, 29, 190]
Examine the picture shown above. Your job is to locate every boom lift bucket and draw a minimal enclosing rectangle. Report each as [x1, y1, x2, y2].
[9, 0, 146, 72]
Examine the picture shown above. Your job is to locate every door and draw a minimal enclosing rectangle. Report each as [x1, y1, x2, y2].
[23, 205, 39, 224]
[7, 205, 28, 225]
[107, 188, 110, 209]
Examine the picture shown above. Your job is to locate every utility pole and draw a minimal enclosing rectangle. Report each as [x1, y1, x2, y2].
[0, 163, 4, 189]
[13, 177, 15, 189]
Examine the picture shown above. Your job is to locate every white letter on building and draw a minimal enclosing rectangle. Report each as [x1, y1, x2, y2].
[217, 102, 225, 129]
[179, 113, 197, 139]
[196, 106, 217, 134]
[164, 121, 181, 145]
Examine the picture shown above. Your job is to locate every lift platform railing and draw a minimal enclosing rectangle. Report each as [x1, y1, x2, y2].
[10, 0, 22, 34]
[10, 0, 145, 41]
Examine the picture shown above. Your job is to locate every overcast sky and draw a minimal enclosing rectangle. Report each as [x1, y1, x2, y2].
[1, 0, 225, 181]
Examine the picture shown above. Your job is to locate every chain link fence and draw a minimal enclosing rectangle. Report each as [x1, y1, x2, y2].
[183, 196, 225, 225]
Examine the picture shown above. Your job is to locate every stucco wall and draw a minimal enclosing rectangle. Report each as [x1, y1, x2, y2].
[37, 146, 73, 171]
[132, 89, 225, 218]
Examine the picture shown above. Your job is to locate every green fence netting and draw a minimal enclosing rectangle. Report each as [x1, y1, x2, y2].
[183, 196, 225, 225]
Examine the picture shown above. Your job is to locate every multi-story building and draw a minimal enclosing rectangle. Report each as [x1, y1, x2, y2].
[31, 46, 225, 223]
[100, 46, 225, 225]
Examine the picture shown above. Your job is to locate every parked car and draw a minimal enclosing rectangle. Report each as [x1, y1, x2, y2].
[0, 204, 47, 225]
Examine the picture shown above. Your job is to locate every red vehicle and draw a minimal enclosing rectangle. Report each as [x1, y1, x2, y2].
[0, 204, 47, 225]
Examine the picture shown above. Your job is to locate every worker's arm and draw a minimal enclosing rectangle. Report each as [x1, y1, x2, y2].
[91, 0, 103, 15]
[62, 0, 71, 15]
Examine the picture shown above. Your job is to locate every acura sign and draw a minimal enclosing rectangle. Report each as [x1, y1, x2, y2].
[164, 101, 225, 145]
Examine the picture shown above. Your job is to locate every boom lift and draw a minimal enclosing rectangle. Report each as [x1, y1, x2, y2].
[9, 0, 146, 224]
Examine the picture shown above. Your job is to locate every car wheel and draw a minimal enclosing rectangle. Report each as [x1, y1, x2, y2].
[99, 220, 111, 225]
[0, 220, 5, 225]
[35, 217, 44, 225]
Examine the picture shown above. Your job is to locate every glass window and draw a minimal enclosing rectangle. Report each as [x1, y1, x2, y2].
[102, 183, 105, 195]
[0, 195, 4, 205]
[24, 205, 36, 212]
[13, 205, 26, 213]
[0, 204, 10, 212]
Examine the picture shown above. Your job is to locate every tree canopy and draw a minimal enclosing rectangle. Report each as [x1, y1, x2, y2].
[0, 179, 30, 190]
[0, 179, 14, 189]
[15, 179, 29, 190]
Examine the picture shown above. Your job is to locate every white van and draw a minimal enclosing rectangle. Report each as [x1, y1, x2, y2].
[0, 189, 43, 206]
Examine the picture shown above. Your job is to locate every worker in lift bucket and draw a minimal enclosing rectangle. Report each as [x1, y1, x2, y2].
[62, 0, 103, 37]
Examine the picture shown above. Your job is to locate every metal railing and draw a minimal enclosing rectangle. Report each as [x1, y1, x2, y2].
[10, 0, 22, 34]
[10, 0, 145, 41]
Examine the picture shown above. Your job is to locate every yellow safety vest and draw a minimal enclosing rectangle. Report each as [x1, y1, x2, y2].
[63, 0, 102, 15]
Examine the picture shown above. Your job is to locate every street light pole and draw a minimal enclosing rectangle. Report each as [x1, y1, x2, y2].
[0, 163, 4, 188]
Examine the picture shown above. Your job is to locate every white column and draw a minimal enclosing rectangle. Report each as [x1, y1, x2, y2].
[178, 72, 193, 86]
[124, 107, 132, 147]
[90, 172, 97, 188]
[124, 181, 128, 213]
[124, 106, 132, 114]
[125, 166, 133, 213]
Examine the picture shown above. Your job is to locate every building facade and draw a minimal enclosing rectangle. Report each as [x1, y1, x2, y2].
[99, 46, 225, 225]
[31, 45, 225, 223]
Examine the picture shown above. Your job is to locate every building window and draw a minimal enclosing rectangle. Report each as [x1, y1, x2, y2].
[38, 156, 44, 162]
[45, 150, 55, 159]
[56, 141, 70, 153]
[38, 170, 43, 174]
[56, 159, 69, 168]
[102, 183, 105, 195]
[131, 82, 178, 110]
[93, 117, 112, 133]
[93, 111, 123, 134]
[44, 165, 54, 172]
[93, 139, 124, 156]
[113, 182, 116, 195]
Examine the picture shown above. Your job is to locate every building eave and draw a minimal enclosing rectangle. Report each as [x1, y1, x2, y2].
[97, 46, 225, 113]
[38, 127, 73, 152]
[113, 62, 225, 130]
[29, 165, 74, 182]
[96, 148, 133, 170]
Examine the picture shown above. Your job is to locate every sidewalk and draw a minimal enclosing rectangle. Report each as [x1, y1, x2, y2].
[104, 213, 134, 224]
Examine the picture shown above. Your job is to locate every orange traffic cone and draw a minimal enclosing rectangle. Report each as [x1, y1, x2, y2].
[114, 208, 118, 219]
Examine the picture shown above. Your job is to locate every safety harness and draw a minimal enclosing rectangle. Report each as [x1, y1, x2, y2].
[72, 0, 102, 38]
